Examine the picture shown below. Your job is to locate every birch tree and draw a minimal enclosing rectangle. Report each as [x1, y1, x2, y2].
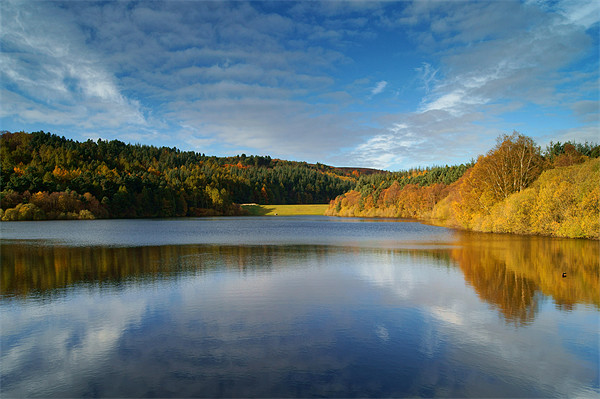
[457, 132, 542, 216]
[478, 132, 542, 201]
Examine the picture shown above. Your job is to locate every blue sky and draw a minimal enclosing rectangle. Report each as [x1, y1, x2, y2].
[1, 0, 598, 170]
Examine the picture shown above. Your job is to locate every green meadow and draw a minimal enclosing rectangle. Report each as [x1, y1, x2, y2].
[241, 204, 329, 216]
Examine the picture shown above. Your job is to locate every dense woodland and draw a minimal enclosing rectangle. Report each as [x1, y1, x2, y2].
[0, 131, 357, 219]
[326, 132, 600, 239]
[2, 131, 598, 239]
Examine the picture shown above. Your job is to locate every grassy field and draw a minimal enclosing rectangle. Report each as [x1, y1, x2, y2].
[241, 204, 329, 216]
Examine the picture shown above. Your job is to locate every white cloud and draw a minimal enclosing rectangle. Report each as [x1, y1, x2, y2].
[554, 0, 600, 28]
[570, 100, 599, 123]
[1, 0, 597, 169]
[547, 125, 600, 146]
[0, 0, 150, 138]
[415, 62, 439, 93]
[370, 80, 388, 96]
[352, 125, 432, 169]
[168, 97, 368, 161]
[1, 289, 148, 397]
[352, 0, 599, 170]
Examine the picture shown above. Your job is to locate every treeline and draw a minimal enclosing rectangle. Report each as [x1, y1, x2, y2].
[326, 132, 600, 239]
[0, 131, 356, 220]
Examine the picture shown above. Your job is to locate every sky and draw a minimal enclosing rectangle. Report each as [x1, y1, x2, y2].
[1, 0, 598, 170]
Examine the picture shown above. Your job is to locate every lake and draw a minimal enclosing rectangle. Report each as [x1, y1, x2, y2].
[1, 216, 598, 397]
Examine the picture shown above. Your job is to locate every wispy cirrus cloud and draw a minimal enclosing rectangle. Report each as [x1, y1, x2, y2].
[0, 0, 150, 136]
[370, 81, 388, 97]
[352, 0, 599, 169]
[415, 63, 439, 93]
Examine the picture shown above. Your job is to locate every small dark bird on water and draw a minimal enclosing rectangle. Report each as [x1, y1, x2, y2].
[562, 272, 567, 278]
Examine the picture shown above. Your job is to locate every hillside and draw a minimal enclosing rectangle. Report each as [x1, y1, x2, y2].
[326, 133, 599, 239]
[0, 131, 361, 220]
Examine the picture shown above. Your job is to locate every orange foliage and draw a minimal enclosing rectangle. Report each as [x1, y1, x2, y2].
[223, 162, 248, 169]
[328, 134, 598, 239]
[326, 183, 448, 219]
[13, 164, 25, 176]
[147, 166, 161, 176]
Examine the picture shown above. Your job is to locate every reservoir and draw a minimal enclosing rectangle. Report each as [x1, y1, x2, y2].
[1, 216, 598, 397]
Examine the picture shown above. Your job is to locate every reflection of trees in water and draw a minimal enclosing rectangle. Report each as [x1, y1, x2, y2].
[2, 243, 454, 300]
[453, 245, 540, 325]
[0, 243, 336, 299]
[450, 232, 599, 325]
[3, 235, 598, 326]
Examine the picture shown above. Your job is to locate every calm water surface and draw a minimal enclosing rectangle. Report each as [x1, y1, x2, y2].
[1, 216, 598, 397]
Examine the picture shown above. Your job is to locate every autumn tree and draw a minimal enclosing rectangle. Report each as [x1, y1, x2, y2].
[455, 132, 543, 219]
[479, 132, 542, 199]
[551, 143, 585, 167]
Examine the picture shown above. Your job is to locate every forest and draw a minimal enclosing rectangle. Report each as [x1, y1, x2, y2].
[0, 131, 358, 219]
[326, 132, 599, 239]
[2, 131, 598, 239]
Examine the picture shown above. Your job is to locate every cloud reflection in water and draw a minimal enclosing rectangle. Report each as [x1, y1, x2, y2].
[1, 225, 598, 397]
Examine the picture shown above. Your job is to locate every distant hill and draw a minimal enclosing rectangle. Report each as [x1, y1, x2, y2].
[331, 166, 387, 177]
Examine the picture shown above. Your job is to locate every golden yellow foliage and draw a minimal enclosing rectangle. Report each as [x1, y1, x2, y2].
[481, 158, 600, 238]
[427, 155, 599, 239]
[450, 232, 599, 324]
[52, 165, 81, 181]
[329, 156, 598, 239]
